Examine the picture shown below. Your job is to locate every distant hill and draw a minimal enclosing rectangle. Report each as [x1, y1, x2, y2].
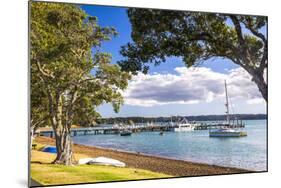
[99, 114, 267, 124]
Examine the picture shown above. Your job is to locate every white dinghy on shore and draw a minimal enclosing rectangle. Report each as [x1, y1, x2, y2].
[78, 157, 126, 167]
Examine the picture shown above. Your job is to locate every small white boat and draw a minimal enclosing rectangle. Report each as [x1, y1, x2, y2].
[78, 157, 126, 167]
[173, 123, 195, 132]
[171, 118, 198, 132]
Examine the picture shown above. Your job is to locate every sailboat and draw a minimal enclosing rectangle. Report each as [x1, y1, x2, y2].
[209, 80, 247, 137]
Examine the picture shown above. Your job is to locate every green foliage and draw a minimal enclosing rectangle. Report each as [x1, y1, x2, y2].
[118, 9, 268, 100]
[119, 9, 267, 74]
[31, 2, 131, 128]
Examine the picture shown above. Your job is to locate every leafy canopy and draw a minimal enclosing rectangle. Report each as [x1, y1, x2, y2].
[31, 2, 131, 127]
[118, 9, 267, 100]
[119, 9, 267, 74]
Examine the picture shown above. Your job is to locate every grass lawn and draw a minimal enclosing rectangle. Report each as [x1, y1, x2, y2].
[31, 144, 171, 186]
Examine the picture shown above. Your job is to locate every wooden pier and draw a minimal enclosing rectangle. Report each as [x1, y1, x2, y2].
[38, 124, 173, 137]
[38, 122, 245, 138]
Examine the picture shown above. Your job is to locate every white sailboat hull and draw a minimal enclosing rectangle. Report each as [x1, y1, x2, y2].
[209, 129, 247, 137]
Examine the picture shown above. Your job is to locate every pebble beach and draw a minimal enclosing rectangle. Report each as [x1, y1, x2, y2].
[35, 136, 250, 177]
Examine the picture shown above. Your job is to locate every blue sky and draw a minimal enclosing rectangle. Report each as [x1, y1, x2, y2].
[80, 5, 266, 117]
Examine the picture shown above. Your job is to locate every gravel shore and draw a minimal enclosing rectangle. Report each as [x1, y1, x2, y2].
[35, 136, 250, 177]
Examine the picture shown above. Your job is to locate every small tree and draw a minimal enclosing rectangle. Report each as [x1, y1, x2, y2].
[118, 9, 267, 101]
[31, 66, 50, 147]
[31, 2, 131, 165]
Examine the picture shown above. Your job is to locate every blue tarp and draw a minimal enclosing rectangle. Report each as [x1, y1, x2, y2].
[42, 146, 57, 153]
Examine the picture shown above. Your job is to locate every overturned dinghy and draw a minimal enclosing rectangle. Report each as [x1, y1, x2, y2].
[78, 157, 126, 167]
[41, 146, 57, 153]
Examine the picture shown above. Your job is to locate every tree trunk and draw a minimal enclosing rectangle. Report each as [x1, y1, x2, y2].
[49, 94, 74, 165]
[53, 129, 74, 165]
[239, 59, 267, 102]
[251, 72, 268, 102]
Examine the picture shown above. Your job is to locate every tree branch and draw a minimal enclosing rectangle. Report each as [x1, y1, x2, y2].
[35, 61, 55, 79]
[241, 20, 267, 43]
[189, 32, 213, 42]
[259, 44, 268, 73]
[31, 115, 49, 130]
[229, 15, 245, 46]
[239, 19, 267, 72]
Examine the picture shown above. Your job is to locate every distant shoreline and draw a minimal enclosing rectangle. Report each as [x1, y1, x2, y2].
[100, 115, 267, 124]
[35, 136, 252, 177]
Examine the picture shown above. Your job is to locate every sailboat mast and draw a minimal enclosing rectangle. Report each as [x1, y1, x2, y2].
[224, 80, 230, 124]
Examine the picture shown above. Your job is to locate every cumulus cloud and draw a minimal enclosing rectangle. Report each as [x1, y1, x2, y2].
[123, 67, 264, 107]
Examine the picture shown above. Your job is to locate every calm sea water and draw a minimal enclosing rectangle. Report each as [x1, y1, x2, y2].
[72, 119, 267, 171]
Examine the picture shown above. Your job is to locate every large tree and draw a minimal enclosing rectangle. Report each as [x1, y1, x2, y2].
[118, 9, 268, 101]
[31, 2, 130, 165]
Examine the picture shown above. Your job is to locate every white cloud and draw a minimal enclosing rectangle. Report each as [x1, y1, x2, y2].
[246, 98, 265, 105]
[123, 67, 264, 107]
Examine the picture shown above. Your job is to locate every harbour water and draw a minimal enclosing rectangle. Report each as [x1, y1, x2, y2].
[72, 119, 267, 171]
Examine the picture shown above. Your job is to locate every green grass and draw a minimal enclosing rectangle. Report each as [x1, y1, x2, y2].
[31, 150, 171, 186]
[32, 141, 45, 151]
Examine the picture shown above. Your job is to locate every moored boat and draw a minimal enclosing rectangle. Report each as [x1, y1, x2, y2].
[173, 123, 195, 132]
[209, 128, 247, 137]
[120, 130, 132, 136]
[171, 118, 199, 132]
[209, 80, 247, 137]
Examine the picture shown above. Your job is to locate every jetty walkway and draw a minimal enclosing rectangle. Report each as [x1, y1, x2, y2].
[37, 122, 245, 137]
